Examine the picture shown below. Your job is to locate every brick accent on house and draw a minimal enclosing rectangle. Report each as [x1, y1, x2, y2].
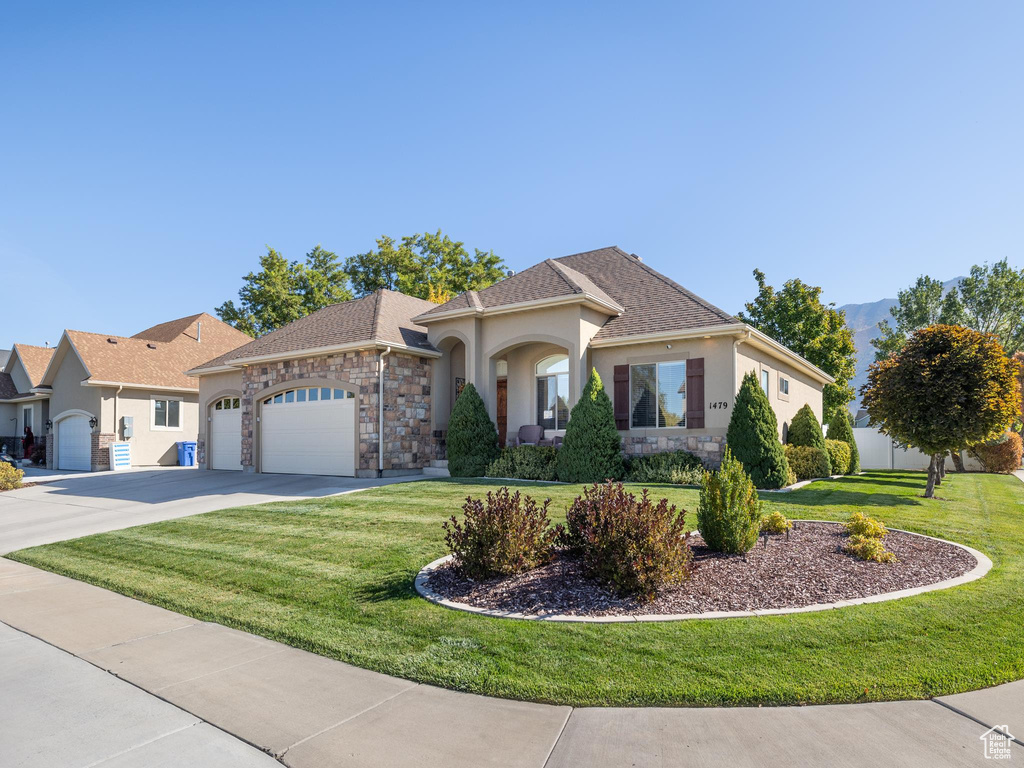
[90, 432, 115, 471]
[196, 436, 206, 468]
[623, 434, 725, 468]
[239, 349, 433, 475]
[45, 433, 54, 468]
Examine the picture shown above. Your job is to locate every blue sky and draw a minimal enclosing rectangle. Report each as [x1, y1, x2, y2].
[2, 2, 1022, 346]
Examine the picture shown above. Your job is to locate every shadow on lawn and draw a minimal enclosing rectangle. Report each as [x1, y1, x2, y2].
[354, 571, 421, 603]
[771, 489, 921, 508]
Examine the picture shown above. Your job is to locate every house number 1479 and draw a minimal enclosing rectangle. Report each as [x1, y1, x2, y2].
[709, 401, 729, 409]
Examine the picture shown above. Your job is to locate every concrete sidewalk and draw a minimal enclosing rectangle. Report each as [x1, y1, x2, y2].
[1, 557, 1019, 767]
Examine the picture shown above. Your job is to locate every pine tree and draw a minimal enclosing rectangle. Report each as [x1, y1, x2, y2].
[725, 372, 790, 489]
[556, 368, 624, 483]
[446, 383, 499, 477]
[826, 409, 860, 474]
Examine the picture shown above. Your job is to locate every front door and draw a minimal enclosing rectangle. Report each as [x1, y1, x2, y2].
[497, 379, 508, 447]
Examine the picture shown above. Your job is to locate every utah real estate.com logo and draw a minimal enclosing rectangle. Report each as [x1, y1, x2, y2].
[980, 726, 1014, 760]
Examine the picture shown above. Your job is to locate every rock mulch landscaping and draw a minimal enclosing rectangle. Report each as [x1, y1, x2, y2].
[424, 521, 978, 617]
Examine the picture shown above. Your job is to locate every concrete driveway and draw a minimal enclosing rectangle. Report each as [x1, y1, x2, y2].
[0, 467, 412, 554]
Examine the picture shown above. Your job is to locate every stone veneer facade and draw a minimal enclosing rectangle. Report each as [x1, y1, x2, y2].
[622, 433, 725, 468]
[239, 349, 437, 476]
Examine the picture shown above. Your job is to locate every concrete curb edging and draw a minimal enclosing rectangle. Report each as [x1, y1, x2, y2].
[414, 522, 992, 624]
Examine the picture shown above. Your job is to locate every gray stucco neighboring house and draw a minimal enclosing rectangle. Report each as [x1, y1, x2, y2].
[189, 246, 832, 479]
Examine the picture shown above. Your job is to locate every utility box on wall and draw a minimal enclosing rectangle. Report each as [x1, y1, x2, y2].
[122, 416, 133, 439]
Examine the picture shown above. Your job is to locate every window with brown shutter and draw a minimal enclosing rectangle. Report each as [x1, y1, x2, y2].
[613, 364, 629, 430]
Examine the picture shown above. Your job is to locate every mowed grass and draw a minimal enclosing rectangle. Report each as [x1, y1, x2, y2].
[7, 471, 1024, 707]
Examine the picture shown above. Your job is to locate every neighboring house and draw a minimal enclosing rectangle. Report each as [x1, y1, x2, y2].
[31, 314, 251, 471]
[190, 247, 832, 478]
[0, 343, 55, 457]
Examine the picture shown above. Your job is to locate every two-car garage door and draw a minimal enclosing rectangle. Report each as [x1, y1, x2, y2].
[260, 386, 356, 476]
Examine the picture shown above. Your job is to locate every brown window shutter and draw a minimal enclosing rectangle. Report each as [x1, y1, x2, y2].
[686, 357, 705, 429]
[613, 364, 630, 430]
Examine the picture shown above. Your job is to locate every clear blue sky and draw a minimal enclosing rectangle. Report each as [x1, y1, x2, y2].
[2, 2, 1022, 347]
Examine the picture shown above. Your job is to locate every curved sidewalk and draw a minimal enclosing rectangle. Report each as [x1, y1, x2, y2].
[0, 556, 1020, 767]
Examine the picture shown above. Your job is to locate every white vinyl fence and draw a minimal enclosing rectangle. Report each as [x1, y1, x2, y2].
[852, 428, 982, 471]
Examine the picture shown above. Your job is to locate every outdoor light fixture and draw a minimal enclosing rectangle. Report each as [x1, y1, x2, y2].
[45, 419, 52, 431]
[89, 416, 98, 429]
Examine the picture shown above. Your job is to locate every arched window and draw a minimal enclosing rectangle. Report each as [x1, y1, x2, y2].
[536, 354, 569, 430]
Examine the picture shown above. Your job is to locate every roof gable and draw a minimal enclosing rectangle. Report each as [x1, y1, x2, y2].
[10, 344, 55, 388]
[191, 290, 438, 372]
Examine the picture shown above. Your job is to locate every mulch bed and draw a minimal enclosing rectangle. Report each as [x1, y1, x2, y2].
[424, 522, 978, 617]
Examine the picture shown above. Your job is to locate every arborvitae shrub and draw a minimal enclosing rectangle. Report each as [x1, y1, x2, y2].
[696, 448, 762, 554]
[824, 439, 851, 476]
[446, 383, 499, 477]
[787, 404, 828, 470]
[555, 368, 624, 483]
[826, 409, 860, 474]
[725, 372, 790, 489]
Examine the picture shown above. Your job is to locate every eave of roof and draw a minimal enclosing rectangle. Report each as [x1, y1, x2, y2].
[412, 292, 623, 324]
[187, 338, 441, 376]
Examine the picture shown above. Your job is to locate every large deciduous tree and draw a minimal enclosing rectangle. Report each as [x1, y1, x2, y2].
[344, 230, 505, 303]
[861, 325, 1019, 498]
[216, 245, 352, 337]
[871, 276, 962, 360]
[737, 270, 856, 418]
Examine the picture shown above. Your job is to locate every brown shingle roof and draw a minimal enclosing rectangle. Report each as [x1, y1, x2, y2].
[191, 290, 438, 372]
[421, 258, 621, 317]
[12, 344, 55, 387]
[420, 246, 736, 340]
[0, 372, 18, 399]
[63, 314, 251, 390]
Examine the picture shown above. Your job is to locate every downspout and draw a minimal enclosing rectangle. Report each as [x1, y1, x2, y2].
[378, 346, 391, 477]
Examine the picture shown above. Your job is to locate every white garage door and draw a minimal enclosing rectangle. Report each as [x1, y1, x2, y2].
[260, 386, 356, 476]
[58, 415, 91, 471]
[209, 397, 243, 471]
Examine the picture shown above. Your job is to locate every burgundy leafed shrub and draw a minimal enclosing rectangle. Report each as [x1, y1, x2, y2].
[971, 432, 1023, 474]
[563, 481, 692, 602]
[443, 487, 561, 580]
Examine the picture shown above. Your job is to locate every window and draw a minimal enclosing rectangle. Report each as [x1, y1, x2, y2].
[153, 398, 181, 429]
[262, 388, 353, 407]
[536, 354, 569, 431]
[630, 361, 686, 428]
[761, 369, 770, 395]
[779, 376, 789, 395]
[22, 406, 32, 432]
[215, 397, 241, 411]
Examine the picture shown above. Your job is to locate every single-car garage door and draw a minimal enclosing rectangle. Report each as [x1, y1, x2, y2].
[260, 386, 356, 476]
[209, 397, 243, 471]
[58, 415, 91, 471]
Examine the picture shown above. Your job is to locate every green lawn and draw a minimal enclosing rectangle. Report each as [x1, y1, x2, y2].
[7, 471, 1024, 707]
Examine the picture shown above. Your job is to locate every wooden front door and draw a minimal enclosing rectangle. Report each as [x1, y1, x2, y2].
[496, 379, 508, 447]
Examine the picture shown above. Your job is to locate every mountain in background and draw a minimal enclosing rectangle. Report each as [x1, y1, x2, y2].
[839, 277, 963, 413]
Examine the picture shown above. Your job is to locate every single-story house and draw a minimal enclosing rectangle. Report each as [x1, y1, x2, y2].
[21, 313, 252, 471]
[190, 247, 832, 478]
[0, 343, 55, 457]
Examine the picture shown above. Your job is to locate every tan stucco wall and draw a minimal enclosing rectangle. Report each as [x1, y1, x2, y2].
[111, 388, 200, 466]
[736, 342, 824, 439]
[49, 349, 104, 425]
[591, 335, 737, 440]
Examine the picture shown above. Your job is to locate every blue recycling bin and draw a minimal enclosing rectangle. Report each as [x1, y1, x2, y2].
[177, 441, 197, 467]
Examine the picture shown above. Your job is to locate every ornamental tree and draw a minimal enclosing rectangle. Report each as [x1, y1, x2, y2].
[861, 325, 1019, 497]
[556, 368, 624, 483]
[446, 383, 500, 477]
[787, 404, 827, 450]
[726, 371, 790, 489]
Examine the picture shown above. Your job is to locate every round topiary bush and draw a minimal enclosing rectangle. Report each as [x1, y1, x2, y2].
[787, 404, 830, 473]
[824, 439, 851, 477]
[446, 382, 499, 477]
[726, 372, 790, 489]
[784, 444, 831, 481]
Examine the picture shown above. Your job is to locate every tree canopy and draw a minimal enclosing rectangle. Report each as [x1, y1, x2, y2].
[216, 246, 352, 337]
[344, 230, 505, 303]
[861, 324, 1019, 497]
[736, 269, 857, 417]
[873, 260, 1024, 360]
